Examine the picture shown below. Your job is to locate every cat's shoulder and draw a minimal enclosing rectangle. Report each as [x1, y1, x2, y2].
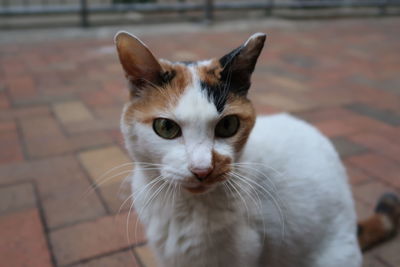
[248, 112, 336, 160]
[253, 112, 322, 139]
[255, 112, 311, 128]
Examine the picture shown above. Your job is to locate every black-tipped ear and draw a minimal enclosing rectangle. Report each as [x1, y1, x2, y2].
[115, 31, 163, 90]
[219, 33, 266, 95]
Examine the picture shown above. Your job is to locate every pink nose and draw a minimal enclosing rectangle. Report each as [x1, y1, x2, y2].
[190, 167, 213, 181]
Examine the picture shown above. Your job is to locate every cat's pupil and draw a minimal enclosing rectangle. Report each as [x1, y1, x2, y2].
[164, 120, 173, 131]
[223, 119, 230, 129]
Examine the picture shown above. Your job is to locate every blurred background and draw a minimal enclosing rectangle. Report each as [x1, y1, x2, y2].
[0, 1, 399, 267]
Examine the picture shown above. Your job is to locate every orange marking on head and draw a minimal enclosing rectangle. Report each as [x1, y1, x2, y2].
[123, 62, 192, 125]
[223, 95, 256, 152]
[197, 59, 223, 86]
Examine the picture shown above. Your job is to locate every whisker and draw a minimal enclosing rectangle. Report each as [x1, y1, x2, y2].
[230, 171, 268, 247]
[231, 163, 280, 193]
[126, 175, 164, 246]
[226, 179, 250, 222]
[234, 173, 286, 244]
[134, 178, 169, 240]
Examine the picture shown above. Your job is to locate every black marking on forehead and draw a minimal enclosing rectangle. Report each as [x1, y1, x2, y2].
[200, 81, 228, 113]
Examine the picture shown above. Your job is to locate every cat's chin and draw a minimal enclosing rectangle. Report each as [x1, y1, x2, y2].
[183, 184, 215, 194]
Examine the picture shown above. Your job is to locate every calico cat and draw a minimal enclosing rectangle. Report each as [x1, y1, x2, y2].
[114, 31, 399, 267]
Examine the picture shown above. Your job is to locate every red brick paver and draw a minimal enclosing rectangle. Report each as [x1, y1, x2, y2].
[0, 209, 52, 267]
[0, 17, 399, 266]
[50, 212, 145, 266]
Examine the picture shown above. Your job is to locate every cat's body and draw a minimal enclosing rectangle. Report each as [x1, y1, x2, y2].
[130, 114, 361, 267]
[115, 31, 398, 267]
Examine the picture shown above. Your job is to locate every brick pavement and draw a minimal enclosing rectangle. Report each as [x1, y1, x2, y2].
[0, 18, 399, 267]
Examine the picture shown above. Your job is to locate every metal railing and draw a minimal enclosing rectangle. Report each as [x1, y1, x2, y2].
[1, 0, 399, 27]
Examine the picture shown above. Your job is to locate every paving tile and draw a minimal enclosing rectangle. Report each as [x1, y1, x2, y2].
[35, 155, 107, 229]
[0, 183, 36, 216]
[267, 74, 309, 92]
[281, 53, 317, 68]
[346, 103, 400, 126]
[314, 119, 359, 138]
[0, 120, 16, 132]
[6, 75, 38, 102]
[371, 234, 400, 267]
[0, 105, 51, 120]
[0, 209, 52, 267]
[291, 107, 354, 123]
[50, 212, 146, 266]
[0, 121, 24, 164]
[355, 199, 373, 221]
[344, 161, 372, 185]
[0, 155, 106, 228]
[362, 254, 388, 267]
[78, 146, 132, 186]
[53, 100, 94, 124]
[81, 89, 117, 108]
[70, 131, 114, 152]
[135, 245, 158, 267]
[0, 91, 10, 109]
[63, 119, 116, 135]
[19, 115, 72, 158]
[341, 113, 395, 133]
[98, 179, 132, 214]
[348, 153, 400, 189]
[78, 146, 133, 213]
[330, 137, 369, 158]
[72, 250, 140, 267]
[348, 132, 400, 163]
[254, 92, 316, 112]
[373, 127, 400, 147]
[352, 180, 399, 207]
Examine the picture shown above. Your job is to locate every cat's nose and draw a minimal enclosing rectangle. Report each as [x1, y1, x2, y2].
[190, 167, 213, 182]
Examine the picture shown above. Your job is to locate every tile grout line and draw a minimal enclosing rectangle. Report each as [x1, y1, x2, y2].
[31, 180, 58, 267]
[61, 241, 147, 267]
[15, 117, 31, 161]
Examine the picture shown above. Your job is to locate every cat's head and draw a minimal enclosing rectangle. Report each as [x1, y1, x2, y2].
[115, 32, 265, 194]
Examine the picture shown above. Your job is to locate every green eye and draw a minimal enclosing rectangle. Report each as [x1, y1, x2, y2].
[153, 118, 181, 139]
[215, 115, 240, 138]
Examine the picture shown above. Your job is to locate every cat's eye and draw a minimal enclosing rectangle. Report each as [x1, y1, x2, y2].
[153, 118, 181, 139]
[215, 115, 240, 138]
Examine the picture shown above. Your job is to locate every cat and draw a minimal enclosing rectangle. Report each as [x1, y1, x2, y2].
[114, 31, 399, 267]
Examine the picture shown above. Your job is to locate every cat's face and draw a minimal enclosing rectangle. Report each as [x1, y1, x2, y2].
[116, 32, 265, 194]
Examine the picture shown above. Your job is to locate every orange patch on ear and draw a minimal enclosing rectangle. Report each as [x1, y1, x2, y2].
[123, 62, 192, 125]
[197, 59, 223, 86]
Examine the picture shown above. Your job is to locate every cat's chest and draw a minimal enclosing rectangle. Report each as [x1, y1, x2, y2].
[141, 196, 241, 254]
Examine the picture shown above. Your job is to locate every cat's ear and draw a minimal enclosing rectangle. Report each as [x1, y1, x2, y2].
[219, 33, 266, 95]
[115, 31, 163, 91]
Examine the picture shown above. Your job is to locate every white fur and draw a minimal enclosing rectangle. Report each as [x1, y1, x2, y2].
[123, 68, 362, 267]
